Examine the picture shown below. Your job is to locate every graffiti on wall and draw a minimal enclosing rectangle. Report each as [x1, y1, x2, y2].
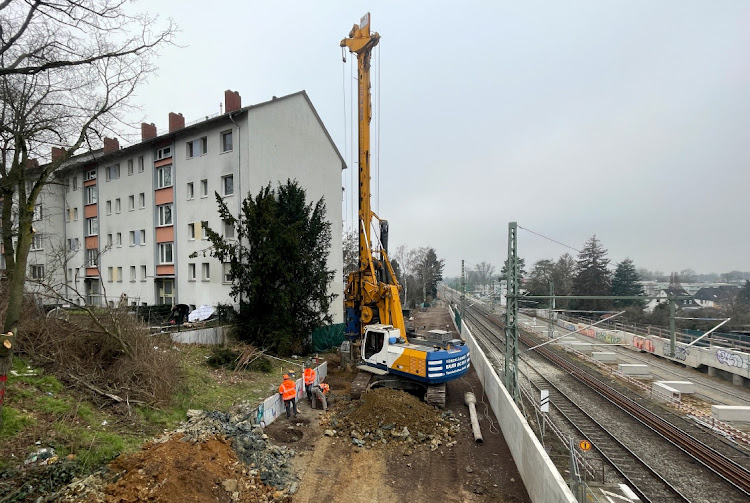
[716, 348, 750, 370]
[663, 342, 690, 361]
[633, 336, 655, 353]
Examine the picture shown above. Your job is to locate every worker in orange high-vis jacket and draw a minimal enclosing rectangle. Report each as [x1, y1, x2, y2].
[311, 382, 329, 411]
[303, 363, 317, 405]
[278, 374, 298, 419]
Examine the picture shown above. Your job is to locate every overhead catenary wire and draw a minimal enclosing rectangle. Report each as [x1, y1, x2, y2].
[517, 225, 581, 254]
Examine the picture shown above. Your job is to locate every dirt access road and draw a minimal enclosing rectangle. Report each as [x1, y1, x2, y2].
[265, 303, 530, 503]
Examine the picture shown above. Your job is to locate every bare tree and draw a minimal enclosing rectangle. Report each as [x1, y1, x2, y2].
[473, 261, 495, 291]
[0, 0, 175, 428]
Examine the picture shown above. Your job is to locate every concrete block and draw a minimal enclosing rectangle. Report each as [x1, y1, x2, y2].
[618, 364, 650, 376]
[592, 352, 618, 363]
[651, 382, 681, 402]
[658, 381, 694, 394]
[733, 374, 746, 387]
[565, 342, 593, 353]
[711, 405, 750, 423]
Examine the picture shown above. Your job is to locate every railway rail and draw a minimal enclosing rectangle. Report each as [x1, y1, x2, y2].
[460, 301, 750, 501]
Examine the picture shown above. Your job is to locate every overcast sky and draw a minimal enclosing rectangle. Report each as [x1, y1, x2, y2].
[134, 1, 749, 277]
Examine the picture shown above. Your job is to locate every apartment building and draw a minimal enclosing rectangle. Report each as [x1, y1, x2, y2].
[16, 90, 345, 323]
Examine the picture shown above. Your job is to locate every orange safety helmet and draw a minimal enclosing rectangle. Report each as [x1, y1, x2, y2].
[320, 383, 330, 393]
[283, 374, 289, 380]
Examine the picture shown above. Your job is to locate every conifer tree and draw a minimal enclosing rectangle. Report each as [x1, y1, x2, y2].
[612, 259, 645, 307]
[572, 235, 612, 313]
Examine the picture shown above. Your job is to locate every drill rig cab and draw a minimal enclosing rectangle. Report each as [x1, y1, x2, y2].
[341, 13, 469, 406]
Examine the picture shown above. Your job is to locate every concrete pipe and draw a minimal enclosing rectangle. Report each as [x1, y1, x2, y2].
[464, 392, 483, 443]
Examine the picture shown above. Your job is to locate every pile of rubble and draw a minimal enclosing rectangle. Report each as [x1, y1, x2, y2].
[51, 406, 298, 503]
[322, 388, 461, 454]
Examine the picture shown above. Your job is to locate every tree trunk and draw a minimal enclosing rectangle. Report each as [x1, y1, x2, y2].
[0, 218, 32, 430]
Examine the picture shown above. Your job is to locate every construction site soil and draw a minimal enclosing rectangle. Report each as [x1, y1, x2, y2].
[39, 302, 530, 502]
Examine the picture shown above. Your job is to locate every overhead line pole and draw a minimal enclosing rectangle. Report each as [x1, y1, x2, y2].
[505, 222, 519, 402]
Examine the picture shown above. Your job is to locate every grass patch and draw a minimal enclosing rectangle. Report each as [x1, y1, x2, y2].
[36, 395, 73, 416]
[0, 407, 36, 440]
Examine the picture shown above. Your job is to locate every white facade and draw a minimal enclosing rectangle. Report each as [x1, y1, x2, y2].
[8, 91, 345, 323]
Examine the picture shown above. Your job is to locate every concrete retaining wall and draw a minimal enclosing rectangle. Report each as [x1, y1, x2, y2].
[171, 326, 227, 345]
[551, 317, 750, 382]
[451, 306, 576, 503]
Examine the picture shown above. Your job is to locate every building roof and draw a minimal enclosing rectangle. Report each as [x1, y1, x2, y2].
[51, 90, 347, 173]
[693, 286, 739, 302]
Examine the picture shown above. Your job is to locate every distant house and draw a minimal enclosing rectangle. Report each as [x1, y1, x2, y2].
[644, 287, 700, 313]
[693, 285, 739, 309]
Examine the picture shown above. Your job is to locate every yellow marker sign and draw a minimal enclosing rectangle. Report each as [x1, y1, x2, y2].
[579, 440, 592, 451]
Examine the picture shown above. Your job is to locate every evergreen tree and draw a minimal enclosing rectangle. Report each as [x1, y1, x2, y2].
[416, 247, 444, 303]
[500, 257, 527, 280]
[572, 235, 612, 313]
[197, 179, 336, 355]
[612, 259, 645, 307]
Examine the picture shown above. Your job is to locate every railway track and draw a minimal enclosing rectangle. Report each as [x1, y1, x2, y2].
[465, 309, 689, 502]
[461, 302, 750, 501]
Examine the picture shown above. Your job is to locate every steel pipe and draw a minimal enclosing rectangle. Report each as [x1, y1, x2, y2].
[464, 391, 483, 443]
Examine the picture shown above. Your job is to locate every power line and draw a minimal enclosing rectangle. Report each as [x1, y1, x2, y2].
[517, 225, 580, 253]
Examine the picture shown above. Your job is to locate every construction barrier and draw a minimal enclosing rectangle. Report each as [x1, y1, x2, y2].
[450, 305, 576, 503]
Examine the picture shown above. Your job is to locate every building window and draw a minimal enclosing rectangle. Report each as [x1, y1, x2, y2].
[106, 200, 112, 214]
[107, 267, 113, 282]
[201, 262, 210, 281]
[200, 179, 208, 197]
[128, 195, 135, 211]
[84, 185, 97, 205]
[67, 238, 75, 251]
[116, 232, 122, 247]
[201, 221, 209, 240]
[67, 268, 73, 282]
[30, 234, 43, 251]
[127, 159, 134, 176]
[221, 131, 233, 152]
[222, 174, 234, 196]
[187, 137, 207, 158]
[156, 164, 172, 188]
[223, 220, 234, 239]
[106, 234, 113, 247]
[64, 178, 70, 193]
[188, 263, 196, 281]
[188, 223, 195, 240]
[157, 204, 173, 226]
[84, 169, 96, 181]
[73, 207, 79, 221]
[140, 265, 147, 281]
[86, 248, 98, 266]
[106, 164, 120, 181]
[115, 198, 121, 213]
[187, 182, 194, 200]
[117, 267, 123, 282]
[30, 264, 44, 280]
[140, 229, 146, 245]
[139, 193, 145, 209]
[72, 176, 78, 191]
[222, 263, 232, 284]
[158, 242, 174, 264]
[86, 217, 98, 236]
[155, 146, 171, 160]
[138, 156, 144, 173]
[33, 204, 43, 221]
[129, 230, 135, 246]
[128, 266, 135, 282]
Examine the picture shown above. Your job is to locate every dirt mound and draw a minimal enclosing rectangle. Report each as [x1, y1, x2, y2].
[324, 388, 460, 452]
[103, 435, 286, 502]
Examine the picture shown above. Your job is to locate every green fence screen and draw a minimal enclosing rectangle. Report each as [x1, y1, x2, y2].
[312, 323, 346, 352]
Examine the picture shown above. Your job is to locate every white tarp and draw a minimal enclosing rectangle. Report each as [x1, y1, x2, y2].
[188, 305, 215, 322]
